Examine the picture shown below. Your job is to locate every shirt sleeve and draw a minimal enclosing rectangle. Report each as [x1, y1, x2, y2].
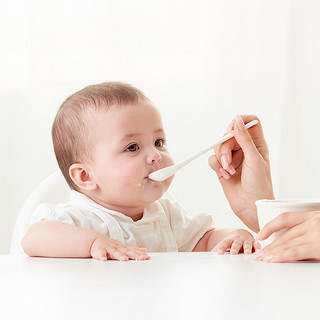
[30, 203, 111, 237]
[160, 197, 215, 252]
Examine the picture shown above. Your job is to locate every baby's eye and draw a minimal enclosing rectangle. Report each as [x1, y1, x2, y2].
[126, 144, 139, 152]
[155, 139, 164, 148]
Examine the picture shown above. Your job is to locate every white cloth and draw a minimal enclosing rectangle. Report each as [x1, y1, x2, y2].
[31, 190, 214, 252]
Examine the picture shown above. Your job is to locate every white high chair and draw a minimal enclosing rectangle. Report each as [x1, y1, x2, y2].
[10, 171, 71, 255]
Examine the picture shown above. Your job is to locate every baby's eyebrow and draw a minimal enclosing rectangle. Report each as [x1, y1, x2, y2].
[153, 128, 166, 135]
[121, 128, 165, 140]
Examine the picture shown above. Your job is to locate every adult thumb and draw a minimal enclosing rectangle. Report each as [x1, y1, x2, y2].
[234, 115, 259, 161]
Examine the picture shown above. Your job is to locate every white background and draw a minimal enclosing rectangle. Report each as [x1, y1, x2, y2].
[1, 0, 320, 254]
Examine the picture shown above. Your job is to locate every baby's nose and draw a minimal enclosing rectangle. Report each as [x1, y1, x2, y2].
[147, 149, 162, 164]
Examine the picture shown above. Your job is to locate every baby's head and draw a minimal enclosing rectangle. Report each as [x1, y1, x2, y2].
[52, 82, 174, 218]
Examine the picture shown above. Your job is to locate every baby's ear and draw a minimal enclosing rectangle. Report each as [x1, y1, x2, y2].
[69, 163, 97, 191]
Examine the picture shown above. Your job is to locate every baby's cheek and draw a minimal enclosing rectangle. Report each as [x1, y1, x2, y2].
[115, 162, 142, 187]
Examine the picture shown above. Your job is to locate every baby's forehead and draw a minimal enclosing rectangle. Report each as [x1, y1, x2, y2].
[89, 101, 160, 120]
[86, 102, 164, 135]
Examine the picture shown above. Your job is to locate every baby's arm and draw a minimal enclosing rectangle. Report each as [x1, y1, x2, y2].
[22, 220, 149, 261]
[193, 228, 260, 254]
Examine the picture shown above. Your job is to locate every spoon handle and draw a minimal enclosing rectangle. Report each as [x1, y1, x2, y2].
[177, 119, 258, 167]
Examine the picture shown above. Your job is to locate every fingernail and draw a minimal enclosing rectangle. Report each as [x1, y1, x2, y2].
[221, 155, 229, 170]
[219, 167, 230, 180]
[235, 115, 246, 131]
[217, 249, 224, 255]
[263, 255, 274, 262]
[228, 164, 236, 175]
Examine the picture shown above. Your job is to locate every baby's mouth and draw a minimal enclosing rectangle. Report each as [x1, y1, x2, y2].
[145, 170, 162, 183]
[145, 175, 156, 182]
[146, 169, 158, 181]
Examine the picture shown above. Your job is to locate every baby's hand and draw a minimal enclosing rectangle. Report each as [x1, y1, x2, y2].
[91, 236, 150, 261]
[212, 229, 260, 255]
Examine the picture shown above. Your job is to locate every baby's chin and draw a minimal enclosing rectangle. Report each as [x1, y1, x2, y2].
[134, 176, 172, 200]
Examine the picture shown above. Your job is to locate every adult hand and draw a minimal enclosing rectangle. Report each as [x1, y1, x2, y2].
[209, 115, 274, 232]
[253, 211, 320, 262]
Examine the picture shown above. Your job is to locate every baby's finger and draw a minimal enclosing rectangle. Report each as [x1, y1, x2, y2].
[92, 248, 108, 261]
[242, 240, 253, 254]
[213, 238, 234, 254]
[121, 246, 150, 261]
[108, 248, 130, 261]
[230, 239, 243, 254]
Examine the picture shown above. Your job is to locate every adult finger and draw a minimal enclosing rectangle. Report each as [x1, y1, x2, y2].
[237, 114, 269, 160]
[252, 241, 261, 253]
[232, 115, 260, 162]
[214, 115, 266, 177]
[213, 128, 238, 173]
[215, 114, 264, 165]
[263, 219, 311, 253]
[208, 154, 231, 180]
[257, 211, 315, 241]
[217, 126, 237, 175]
[256, 226, 305, 259]
[261, 244, 317, 263]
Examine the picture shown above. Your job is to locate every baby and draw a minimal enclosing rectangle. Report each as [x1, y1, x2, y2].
[22, 82, 258, 261]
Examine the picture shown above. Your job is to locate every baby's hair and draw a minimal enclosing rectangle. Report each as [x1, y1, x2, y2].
[52, 82, 150, 189]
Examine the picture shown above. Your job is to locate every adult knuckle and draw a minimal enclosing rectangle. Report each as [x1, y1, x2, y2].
[278, 212, 290, 223]
[208, 155, 220, 170]
[252, 114, 259, 122]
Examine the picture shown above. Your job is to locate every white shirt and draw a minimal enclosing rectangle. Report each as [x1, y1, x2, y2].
[31, 190, 214, 252]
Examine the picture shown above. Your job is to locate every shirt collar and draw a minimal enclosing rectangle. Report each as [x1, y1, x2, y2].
[69, 190, 164, 223]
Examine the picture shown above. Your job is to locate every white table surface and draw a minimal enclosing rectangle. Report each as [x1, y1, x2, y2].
[0, 252, 319, 320]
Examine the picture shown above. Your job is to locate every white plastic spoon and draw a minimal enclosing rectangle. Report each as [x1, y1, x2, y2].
[148, 119, 258, 182]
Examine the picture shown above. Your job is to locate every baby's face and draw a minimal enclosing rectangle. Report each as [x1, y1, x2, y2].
[86, 101, 174, 219]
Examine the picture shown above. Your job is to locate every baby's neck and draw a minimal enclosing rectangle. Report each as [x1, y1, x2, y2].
[85, 193, 146, 221]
